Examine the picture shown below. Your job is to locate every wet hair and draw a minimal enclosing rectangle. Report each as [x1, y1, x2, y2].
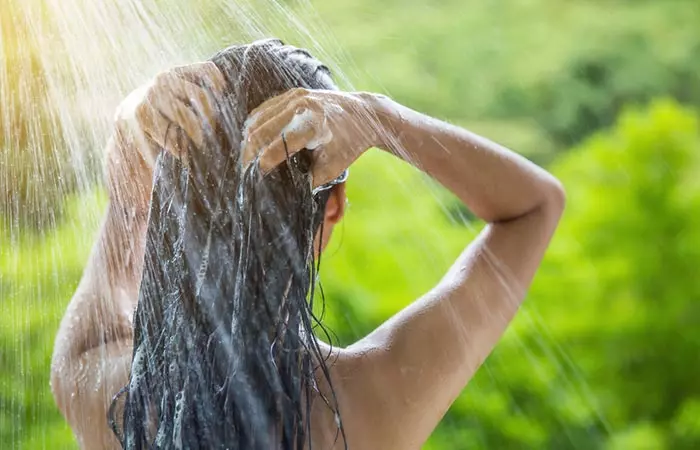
[109, 39, 347, 449]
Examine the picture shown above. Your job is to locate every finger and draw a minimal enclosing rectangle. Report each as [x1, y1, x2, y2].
[171, 61, 227, 94]
[310, 146, 347, 189]
[250, 87, 306, 119]
[163, 75, 219, 130]
[146, 74, 205, 151]
[149, 96, 202, 153]
[136, 101, 175, 151]
[253, 122, 319, 174]
[309, 140, 360, 189]
[244, 88, 307, 135]
[117, 86, 173, 165]
[246, 98, 316, 152]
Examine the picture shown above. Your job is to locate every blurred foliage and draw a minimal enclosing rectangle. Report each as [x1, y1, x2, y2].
[492, 34, 700, 148]
[323, 100, 700, 449]
[2, 0, 700, 448]
[533, 100, 700, 449]
[5, 0, 700, 230]
[447, 100, 700, 449]
[0, 192, 105, 449]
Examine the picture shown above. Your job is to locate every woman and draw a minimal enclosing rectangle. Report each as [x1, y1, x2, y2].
[51, 39, 565, 449]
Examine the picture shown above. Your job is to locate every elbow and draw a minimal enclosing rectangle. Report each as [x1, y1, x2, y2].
[540, 174, 566, 213]
[543, 175, 567, 219]
[492, 175, 566, 225]
[525, 175, 566, 234]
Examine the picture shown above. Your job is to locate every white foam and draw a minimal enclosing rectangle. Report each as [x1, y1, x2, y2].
[281, 108, 315, 134]
[306, 126, 333, 150]
[281, 106, 336, 150]
[242, 110, 262, 143]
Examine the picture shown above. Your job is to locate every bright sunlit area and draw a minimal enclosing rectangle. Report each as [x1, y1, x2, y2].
[2, 0, 700, 449]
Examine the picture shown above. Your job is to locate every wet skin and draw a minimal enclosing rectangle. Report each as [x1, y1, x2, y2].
[51, 57, 565, 449]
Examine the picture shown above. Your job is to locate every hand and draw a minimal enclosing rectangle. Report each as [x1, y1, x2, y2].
[241, 88, 383, 188]
[113, 61, 226, 166]
[107, 62, 226, 209]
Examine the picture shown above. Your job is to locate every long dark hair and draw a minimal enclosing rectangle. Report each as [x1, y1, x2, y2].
[109, 39, 346, 449]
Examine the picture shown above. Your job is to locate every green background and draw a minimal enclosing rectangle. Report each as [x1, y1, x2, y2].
[2, 0, 700, 448]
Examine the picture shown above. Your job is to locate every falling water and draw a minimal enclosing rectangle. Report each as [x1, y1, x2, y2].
[0, 0, 614, 448]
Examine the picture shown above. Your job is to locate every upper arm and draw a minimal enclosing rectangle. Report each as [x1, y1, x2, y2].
[51, 204, 145, 448]
[50, 198, 146, 448]
[51, 281, 137, 449]
[330, 198, 565, 448]
[51, 275, 136, 447]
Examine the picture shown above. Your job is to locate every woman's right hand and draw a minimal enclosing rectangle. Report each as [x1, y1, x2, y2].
[107, 62, 226, 209]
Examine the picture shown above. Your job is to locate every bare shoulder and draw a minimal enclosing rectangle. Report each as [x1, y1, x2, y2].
[311, 339, 409, 449]
[312, 201, 564, 448]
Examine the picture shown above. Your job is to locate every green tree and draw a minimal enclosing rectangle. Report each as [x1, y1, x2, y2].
[419, 99, 700, 449]
[0, 192, 106, 449]
[492, 34, 700, 149]
[543, 99, 700, 449]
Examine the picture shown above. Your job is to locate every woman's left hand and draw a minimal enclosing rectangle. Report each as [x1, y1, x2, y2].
[241, 88, 387, 188]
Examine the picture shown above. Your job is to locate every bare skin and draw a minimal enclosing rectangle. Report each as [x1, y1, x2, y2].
[51, 61, 565, 449]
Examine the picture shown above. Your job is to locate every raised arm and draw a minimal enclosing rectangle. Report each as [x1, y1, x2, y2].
[336, 95, 566, 448]
[50, 62, 224, 449]
[50, 135, 152, 449]
[242, 89, 565, 449]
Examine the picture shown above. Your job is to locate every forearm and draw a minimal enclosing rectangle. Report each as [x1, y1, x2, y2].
[370, 95, 564, 222]
[337, 96, 567, 443]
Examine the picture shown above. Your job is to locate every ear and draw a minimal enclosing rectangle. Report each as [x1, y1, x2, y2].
[324, 182, 347, 225]
[316, 183, 346, 255]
